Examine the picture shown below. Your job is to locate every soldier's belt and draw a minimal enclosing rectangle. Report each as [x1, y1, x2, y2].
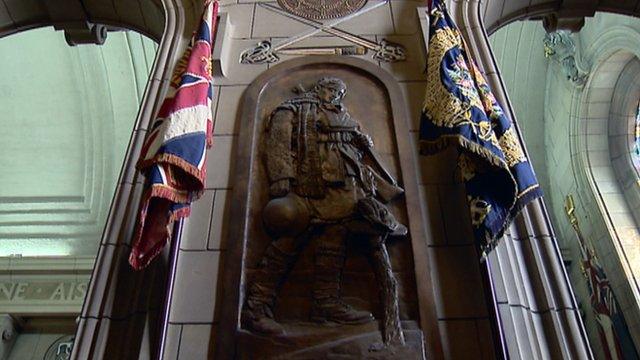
[318, 132, 354, 142]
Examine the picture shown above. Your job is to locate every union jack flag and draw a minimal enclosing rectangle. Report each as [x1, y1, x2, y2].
[129, 0, 219, 270]
[583, 249, 639, 360]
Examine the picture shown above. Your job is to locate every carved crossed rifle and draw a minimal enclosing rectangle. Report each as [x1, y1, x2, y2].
[240, 1, 406, 64]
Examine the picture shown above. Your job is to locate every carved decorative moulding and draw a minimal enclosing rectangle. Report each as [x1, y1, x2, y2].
[239, 2, 406, 65]
[44, 335, 75, 360]
[543, 31, 588, 87]
[277, 0, 368, 20]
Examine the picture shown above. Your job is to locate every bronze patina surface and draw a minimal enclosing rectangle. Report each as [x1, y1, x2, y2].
[214, 57, 435, 359]
[242, 76, 407, 348]
[277, 0, 367, 20]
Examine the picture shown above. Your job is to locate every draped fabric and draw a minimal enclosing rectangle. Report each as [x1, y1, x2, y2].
[582, 249, 639, 360]
[129, 0, 219, 270]
[419, 0, 542, 254]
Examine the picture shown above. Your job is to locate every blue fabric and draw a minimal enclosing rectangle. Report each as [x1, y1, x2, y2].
[612, 309, 640, 360]
[419, 0, 542, 254]
[196, 17, 211, 43]
[158, 132, 207, 167]
[179, 74, 206, 87]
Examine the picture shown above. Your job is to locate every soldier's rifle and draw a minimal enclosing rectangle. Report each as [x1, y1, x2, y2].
[240, 1, 388, 64]
[277, 45, 367, 56]
[364, 145, 398, 187]
[260, 2, 406, 63]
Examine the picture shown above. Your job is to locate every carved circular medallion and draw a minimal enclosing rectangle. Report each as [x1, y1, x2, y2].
[44, 335, 75, 360]
[277, 0, 368, 20]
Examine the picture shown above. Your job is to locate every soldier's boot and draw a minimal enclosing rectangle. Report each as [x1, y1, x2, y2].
[242, 242, 296, 335]
[311, 244, 374, 325]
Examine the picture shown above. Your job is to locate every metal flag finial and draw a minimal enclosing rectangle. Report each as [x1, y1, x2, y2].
[564, 194, 579, 229]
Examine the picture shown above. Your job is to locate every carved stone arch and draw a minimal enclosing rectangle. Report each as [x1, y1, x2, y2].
[566, 25, 640, 351]
[0, 0, 189, 358]
[69, 0, 205, 358]
[579, 27, 640, 71]
[482, 0, 640, 35]
[0, 0, 166, 42]
[214, 55, 439, 359]
[612, 59, 640, 195]
[0, 0, 171, 261]
[571, 27, 640, 197]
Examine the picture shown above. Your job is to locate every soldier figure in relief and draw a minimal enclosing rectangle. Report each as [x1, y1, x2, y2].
[242, 77, 406, 336]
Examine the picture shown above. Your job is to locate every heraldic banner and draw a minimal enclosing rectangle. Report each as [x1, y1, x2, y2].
[565, 195, 639, 360]
[419, 0, 542, 255]
[129, 0, 219, 270]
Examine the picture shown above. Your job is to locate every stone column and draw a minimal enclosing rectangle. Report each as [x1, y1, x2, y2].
[446, 1, 593, 358]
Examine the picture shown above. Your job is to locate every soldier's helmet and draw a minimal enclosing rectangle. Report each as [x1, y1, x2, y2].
[313, 77, 347, 101]
[262, 194, 310, 237]
[315, 77, 346, 91]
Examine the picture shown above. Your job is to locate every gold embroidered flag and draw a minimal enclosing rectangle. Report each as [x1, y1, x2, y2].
[419, 0, 542, 254]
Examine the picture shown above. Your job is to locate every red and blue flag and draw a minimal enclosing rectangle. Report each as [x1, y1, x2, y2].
[129, 0, 219, 270]
[583, 249, 639, 360]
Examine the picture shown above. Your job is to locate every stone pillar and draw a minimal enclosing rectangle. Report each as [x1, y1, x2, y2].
[446, 1, 593, 358]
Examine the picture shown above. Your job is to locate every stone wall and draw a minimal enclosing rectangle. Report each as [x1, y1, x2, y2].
[490, 13, 640, 359]
[68, 1, 601, 358]
[161, 1, 496, 359]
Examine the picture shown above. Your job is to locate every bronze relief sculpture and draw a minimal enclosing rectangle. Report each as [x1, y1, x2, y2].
[214, 58, 431, 359]
[241, 77, 409, 350]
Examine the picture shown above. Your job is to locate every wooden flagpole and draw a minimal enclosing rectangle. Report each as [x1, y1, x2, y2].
[156, 219, 184, 360]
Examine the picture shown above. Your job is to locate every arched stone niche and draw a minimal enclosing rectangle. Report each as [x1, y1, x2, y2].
[609, 58, 640, 234]
[215, 56, 435, 359]
[571, 40, 640, 351]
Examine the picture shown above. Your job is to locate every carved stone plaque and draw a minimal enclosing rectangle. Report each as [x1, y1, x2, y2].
[215, 57, 434, 359]
[277, 0, 367, 20]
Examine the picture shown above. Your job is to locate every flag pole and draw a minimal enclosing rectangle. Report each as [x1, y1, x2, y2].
[476, 224, 509, 360]
[128, 0, 216, 357]
[156, 219, 184, 360]
[482, 257, 510, 359]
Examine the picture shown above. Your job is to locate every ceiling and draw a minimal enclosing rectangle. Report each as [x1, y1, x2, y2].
[482, 0, 640, 34]
[0, 27, 157, 256]
[1, 0, 640, 42]
[0, 0, 165, 41]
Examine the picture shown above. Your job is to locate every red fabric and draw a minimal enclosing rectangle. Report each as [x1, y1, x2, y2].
[129, 0, 218, 270]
